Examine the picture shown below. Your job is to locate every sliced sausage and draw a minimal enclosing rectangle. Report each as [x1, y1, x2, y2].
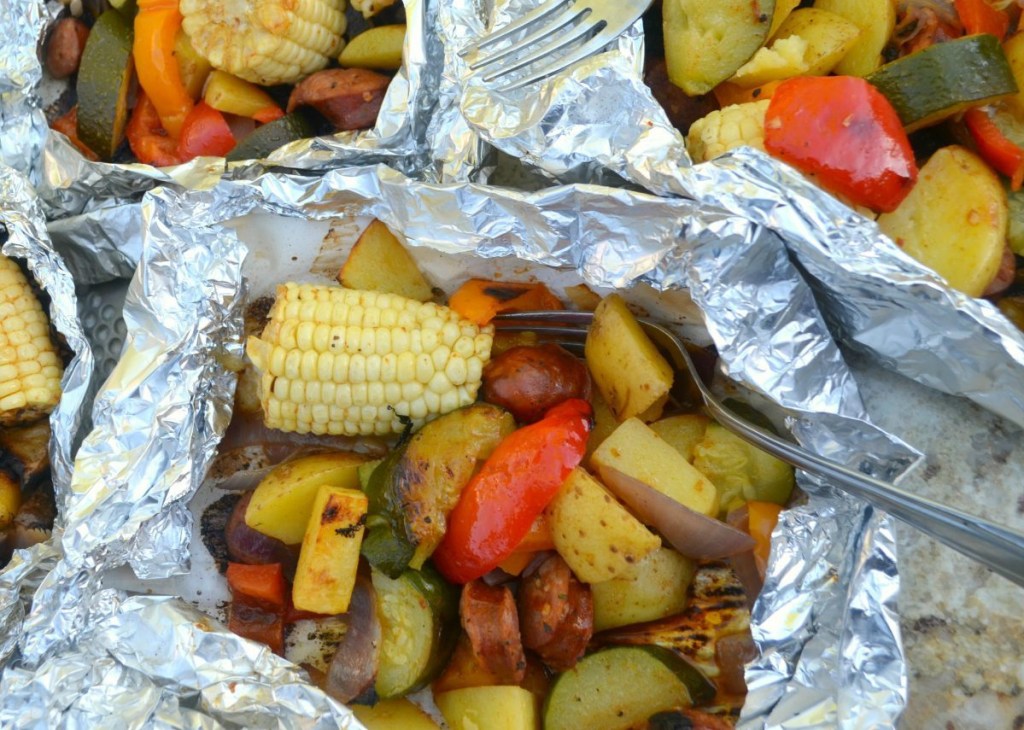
[482, 344, 591, 423]
[982, 245, 1017, 298]
[459, 580, 526, 684]
[287, 69, 390, 131]
[45, 18, 90, 79]
[518, 554, 594, 671]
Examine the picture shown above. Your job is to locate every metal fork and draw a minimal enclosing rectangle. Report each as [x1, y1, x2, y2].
[460, 0, 653, 91]
[495, 310, 1024, 587]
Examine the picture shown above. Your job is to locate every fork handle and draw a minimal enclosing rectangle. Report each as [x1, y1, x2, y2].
[713, 407, 1024, 588]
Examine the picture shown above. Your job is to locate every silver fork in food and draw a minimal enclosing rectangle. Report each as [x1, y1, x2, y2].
[495, 310, 1024, 587]
[460, 0, 653, 91]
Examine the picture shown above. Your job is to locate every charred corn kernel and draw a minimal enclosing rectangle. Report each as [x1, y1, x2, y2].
[180, 0, 347, 86]
[686, 100, 770, 163]
[0, 256, 62, 427]
[247, 284, 493, 436]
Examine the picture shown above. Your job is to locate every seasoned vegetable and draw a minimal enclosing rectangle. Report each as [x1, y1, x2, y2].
[437, 686, 537, 730]
[0, 474, 20, 531]
[203, 70, 284, 123]
[770, 7, 861, 77]
[432, 399, 591, 584]
[362, 403, 515, 575]
[692, 423, 795, 514]
[650, 414, 709, 462]
[591, 418, 719, 517]
[545, 466, 661, 583]
[173, 29, 211, 100]
[878, 145, 1007, 296]
[225, 111, 316, 162]
[764, 76, 918, 211]
[813, 0, 894, 77]
[662, 0, 778, 96]
[449, 279, 564, 326]
[351, 698, 440, 730]
[866, 34, 1018, 133]
[591, 547, 695, 632]
[245, 284, 493, 436]
[134, 0, 194, 138]
[728, 36, 810, 88]
[76, 9, 135, 158]
[543, 646, 706, 730]
[686, 99, 769, 162]
[245, 451, 368, 544]
[179, 0, 346, 86]
[340, 219, 434, 302]
[291, 484, 368, 614]
[373, 565, 459, 698]
[339, 25, 406, 70]
[585, 294, 673, 422]
[0, 256, 63, 426]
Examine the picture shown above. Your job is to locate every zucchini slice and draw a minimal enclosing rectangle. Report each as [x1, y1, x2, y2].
[225, 111, 316, 162]
[372, 565, 459, 699]
[867, 34, 1018, 132]
[543, 646, 714, 730]
[663, 0, 777, 96]
[76, 10, 135, 160]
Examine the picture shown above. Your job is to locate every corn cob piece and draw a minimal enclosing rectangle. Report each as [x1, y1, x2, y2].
[0, 256, 62, 427]
[180, 0, 347, 86]
[246, 284, 494, 436]
[686, 100, 770, 163]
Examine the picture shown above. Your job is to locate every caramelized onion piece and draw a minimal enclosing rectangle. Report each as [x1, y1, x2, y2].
[324, 574, 381, 704]
[225, 492, 298, 571]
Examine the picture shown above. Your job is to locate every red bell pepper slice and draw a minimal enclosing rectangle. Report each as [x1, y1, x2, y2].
[764, 76, 919, 213]
[432, 398, 592, 584]
[176, 102, 236, 161]
[126, 91, 183, 167]
[954, 0, 1010, 40]
[964, 106, 1024, 190]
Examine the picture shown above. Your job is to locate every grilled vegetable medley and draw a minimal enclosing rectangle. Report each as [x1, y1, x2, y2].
[0, 254, 65, 570]
[206, 221, 797, 729]
[44, 0, 404, 165]
[646, 0, 1024, 322]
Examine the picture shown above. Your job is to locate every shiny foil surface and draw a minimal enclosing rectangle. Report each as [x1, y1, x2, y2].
[1, 165, 923, 727]
[0, 163, 94, 666]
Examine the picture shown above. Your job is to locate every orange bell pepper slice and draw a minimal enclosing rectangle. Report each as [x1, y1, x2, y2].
[747, 501, 782, 578]
[134, 0, 194, 138]
[449, 279, 564, 326]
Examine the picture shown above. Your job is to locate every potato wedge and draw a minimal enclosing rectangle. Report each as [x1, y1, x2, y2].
[590, 418, 719, 517]
[772, 7, 861, 76]
[813, 0, 894, 76]
[292, 485, 368, 614]
[585, 294, 672, 422]
[878, 146, 1007, 297]
[649, 413, 709, 462]
[729, 36, 809, 88]
[591, 547, 695, 632]
[546, 467, 661, 584]
[768, 0, 801, 36]
[245, 451, 370, 544]
[339, 25, 406, 71]
[436, 686, 537, 730]
[340, 219, 433, 302]
[0, 472, 20, 530]
[351, 698, 440, 730]
[663, 0, 777, 95]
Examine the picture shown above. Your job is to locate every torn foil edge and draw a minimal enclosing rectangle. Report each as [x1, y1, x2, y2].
[0, 163, 94, 667]
[8, 166, 917, 728]
[12, 0, 441, 220]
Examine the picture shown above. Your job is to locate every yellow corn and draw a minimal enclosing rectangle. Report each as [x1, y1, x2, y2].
[246, 284, 493, 436]
[686, 100, 770, 163]
[351, 0, 397, 18]
[180, 0, 347, 86]
[0, 255, 62, 427]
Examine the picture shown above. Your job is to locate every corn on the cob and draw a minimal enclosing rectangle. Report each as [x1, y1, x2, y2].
[246, 284, 493, 436]
[0, 256, 62, 427]
[180, 0, 347, 86]
[686, 100, 770, 163]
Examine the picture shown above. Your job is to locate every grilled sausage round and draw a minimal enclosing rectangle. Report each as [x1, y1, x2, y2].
[460, 580, 527, 684]
[287, 69, 390, 130]
[45, 18, 90, 80]
[482, 344, 591, 423]
[518, 554, 594, 671]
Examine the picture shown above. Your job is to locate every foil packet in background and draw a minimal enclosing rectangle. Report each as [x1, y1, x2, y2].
[439, 0, 1024, 431]
[3, 165, 918, 726]
[4, 0, 442, 220]
[0, 164, 94, 667]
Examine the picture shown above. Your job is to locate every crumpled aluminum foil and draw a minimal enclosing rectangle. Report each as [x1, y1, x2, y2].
[0, 163, 94, 666]
[1, 164, 922, 727]
[8, 0, 440, 219]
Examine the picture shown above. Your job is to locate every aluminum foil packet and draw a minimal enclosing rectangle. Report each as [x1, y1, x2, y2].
[0, 163, 94, 667]
[5, 0, 441, 220]
[2, 165, 920, 727]
[439, 0, 1024, 433]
